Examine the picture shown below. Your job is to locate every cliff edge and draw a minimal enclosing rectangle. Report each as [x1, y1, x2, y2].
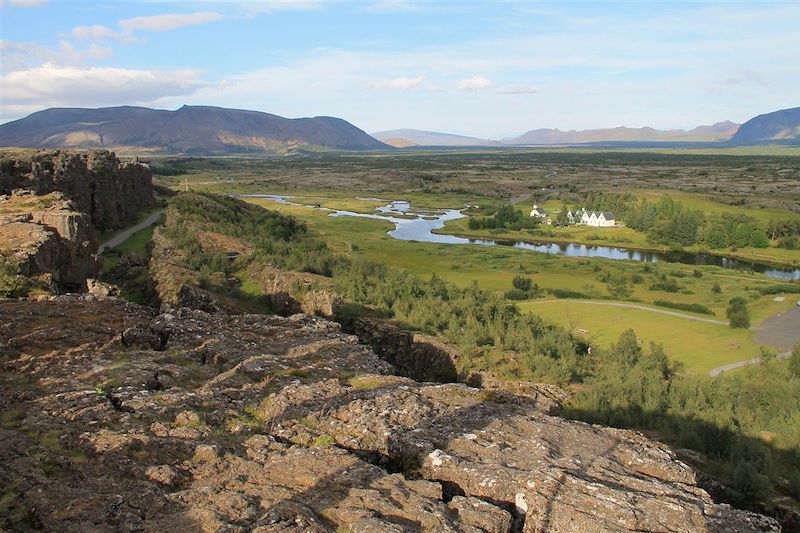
[0, 296, 780, 532]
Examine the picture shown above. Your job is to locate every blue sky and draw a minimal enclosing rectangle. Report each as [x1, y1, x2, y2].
[1, 0, 798, 138]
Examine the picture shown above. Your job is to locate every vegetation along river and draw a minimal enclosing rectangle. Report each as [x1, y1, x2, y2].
[242, 195, 800, 280]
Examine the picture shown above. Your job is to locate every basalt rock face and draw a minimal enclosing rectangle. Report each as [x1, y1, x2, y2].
[0, 190, 97, 289]
[0, 149, 154, 231]
[0, 297, 780, 532]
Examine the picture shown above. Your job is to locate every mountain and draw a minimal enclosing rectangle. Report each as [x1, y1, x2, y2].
[0, 105, 389, 154]
[729, 107, 800, 145]
[371, 129, 500, 147]
[505, 122, 739, 145]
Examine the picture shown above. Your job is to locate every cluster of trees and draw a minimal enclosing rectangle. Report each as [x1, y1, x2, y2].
[164, 192, 800, 510]
[768, 219, 800, 249]
[568, 330, 800, 507]
[584, 193, 772, 249]
[467, 204, 541, 231]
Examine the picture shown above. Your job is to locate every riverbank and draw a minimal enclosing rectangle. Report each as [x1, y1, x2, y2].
[436, 217, 800, 272]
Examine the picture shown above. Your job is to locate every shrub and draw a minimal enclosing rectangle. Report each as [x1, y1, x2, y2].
[653, 300, 713, 316]
[512, 275, 533, 292]
[551, 288, 590, 299]
[757, 284, 800, 295]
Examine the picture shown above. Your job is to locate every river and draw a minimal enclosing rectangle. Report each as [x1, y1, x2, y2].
[240, 195, 800, 280]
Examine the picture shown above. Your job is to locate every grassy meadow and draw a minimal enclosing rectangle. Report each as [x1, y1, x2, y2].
[517, 299, 767, 375]
[242, 195, 798, 374]
[140, 150, 800, 375]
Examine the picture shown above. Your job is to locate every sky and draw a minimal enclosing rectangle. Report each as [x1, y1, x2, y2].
[0, 0, 798, 138]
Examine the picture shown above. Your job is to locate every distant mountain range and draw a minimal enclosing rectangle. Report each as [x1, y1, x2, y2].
[371, 108, 800, 147]
[1, 105, 797, 153]
[0, 105, 388, 154]
[371, 129, 500, 148]
[504, 121, 740, 145]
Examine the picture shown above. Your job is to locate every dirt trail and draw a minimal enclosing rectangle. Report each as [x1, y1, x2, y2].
[99, 209, 165, 253]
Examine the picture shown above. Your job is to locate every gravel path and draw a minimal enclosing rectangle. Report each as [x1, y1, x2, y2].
[98, 209, 165, 254]
[708, 351, 791, 377]
[530, 299, 728, 325]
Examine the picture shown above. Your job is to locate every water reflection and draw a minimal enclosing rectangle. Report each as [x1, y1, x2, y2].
[239, 194, 800, 281]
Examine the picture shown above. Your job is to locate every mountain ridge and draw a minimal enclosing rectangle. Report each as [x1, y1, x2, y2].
[0, 105, 389, 154]
[371, 129, 500, 147]
[730, 107, 800, 145]
[371, 122, 741, 147]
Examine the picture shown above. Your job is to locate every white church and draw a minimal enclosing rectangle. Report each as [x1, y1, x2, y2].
[568, 208, 616, 227]
[529, 204, 616, 227]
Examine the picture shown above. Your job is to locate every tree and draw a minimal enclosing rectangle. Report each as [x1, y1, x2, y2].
[704, 224, 728, 249]
[749, 229, 769, 248]
[555, 204, 570, 226]
[610, 329, 643, 367]
[727, 297, 750, 329]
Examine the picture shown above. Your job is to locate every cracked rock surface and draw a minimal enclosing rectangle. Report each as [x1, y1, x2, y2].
[0, 297, 780, 532]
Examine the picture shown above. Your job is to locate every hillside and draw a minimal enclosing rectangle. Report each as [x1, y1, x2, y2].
[371, 129, 500, 147]
[730, 107, 800, 145]
[0, 105, 389, 154]
[505, 121, 739, 145]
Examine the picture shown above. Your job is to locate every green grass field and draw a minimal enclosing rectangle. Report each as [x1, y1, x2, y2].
[240, 195, 800, 375]
[245, 194, 798, 317]
[517, 299, 769, 375]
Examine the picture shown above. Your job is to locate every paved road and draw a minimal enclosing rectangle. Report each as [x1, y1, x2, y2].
[709, 304, 800, 377]
[529, 299, 728, 325]
[754, 304, 800, 350]
[98, 209, 165, 254]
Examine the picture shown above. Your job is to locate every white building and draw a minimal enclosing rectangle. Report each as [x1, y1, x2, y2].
[580, 210, 616, 227]
[529, 204, 547, 219]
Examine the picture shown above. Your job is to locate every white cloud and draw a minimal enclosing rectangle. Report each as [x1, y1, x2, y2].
[1, 0, 47, 7]
[119, 12, 226, 33]
[372, 76, 425, 91]
[1, 64, 206, 117]
[365, 1, 418, 13]
[454, 75, 493, 91]
[1, 39, 112, 72]
[239, 1, 321, 14]
[72, 24, 119, 40]
[495, 85, 538, 95]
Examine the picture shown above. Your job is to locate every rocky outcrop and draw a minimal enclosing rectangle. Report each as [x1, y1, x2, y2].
[0, 190, 96, 289]
[0, 297, 779, 532]
[0, 149, 154, 230]
[347, 317, 460, 383]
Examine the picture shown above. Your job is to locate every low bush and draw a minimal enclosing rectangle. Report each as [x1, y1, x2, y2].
[653, 300, 714, 316]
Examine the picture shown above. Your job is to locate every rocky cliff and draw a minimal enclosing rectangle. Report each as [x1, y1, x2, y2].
[0, 296, 780, 532]
[0, 190, 96, 290]
[0, 149, 155, 231]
